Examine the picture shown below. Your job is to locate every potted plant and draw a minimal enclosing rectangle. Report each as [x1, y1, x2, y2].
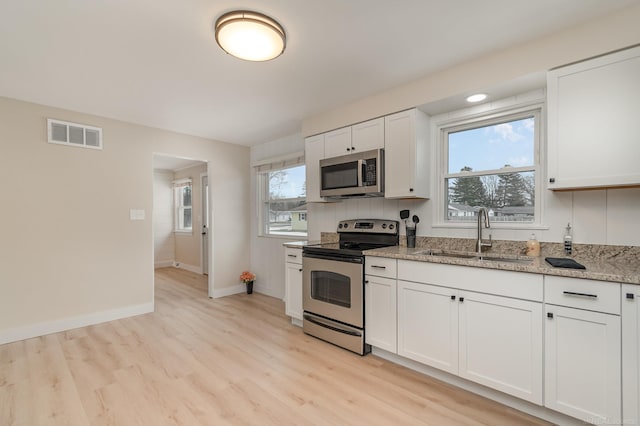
[240, 271, 256, 294]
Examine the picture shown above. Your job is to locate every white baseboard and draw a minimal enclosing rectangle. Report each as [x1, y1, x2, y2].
[154, 260, 174, 269]
[0, 302, 154, 345]
[210, 284, 246, 298]
[174, 262, 201, 274]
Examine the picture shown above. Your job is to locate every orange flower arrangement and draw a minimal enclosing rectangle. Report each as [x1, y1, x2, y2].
[239, 271, 256, 284]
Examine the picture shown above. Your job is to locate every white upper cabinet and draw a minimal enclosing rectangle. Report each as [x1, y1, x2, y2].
[547, 46, 640, 190]
[305, 134, 327, 203]
[323, 126, 353, 158]
[324, 118, 385, 159]
[351, 117, 385, 153]
[384, 109, 430, 199]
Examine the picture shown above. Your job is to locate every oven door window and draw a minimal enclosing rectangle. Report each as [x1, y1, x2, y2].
[310, 270, 351, 308]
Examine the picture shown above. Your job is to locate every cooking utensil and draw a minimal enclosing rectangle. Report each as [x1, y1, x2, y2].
[400, 209, 410, 229]
[412, 215, 419, 224]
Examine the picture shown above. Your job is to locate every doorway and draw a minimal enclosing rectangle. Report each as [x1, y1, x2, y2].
[152, 154, 211, 296]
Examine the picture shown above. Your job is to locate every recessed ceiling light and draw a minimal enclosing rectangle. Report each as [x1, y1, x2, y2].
[215, 10, 286, 62]
[466, 93, 488, 103]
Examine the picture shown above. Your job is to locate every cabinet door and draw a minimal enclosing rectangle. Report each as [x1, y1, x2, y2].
[397, 280, 458, 374]
[305, 134, 326, 203]
[545, 305, 621, 423]
[384, 109, 429, 199]
[352, 118, 384, 153]
[365, 275, 396, 352]
[324, 126, 352, 158]
[285, 262, 303, 321]
[623, 284, 640, 426]
[547, 46, 640, 189]
[458, 291, 543, 404]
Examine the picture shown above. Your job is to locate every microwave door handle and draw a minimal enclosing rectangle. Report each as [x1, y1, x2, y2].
[357, 159, 365, 187]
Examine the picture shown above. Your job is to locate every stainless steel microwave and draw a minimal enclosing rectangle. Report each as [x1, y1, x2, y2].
[320, 148, 384, 198]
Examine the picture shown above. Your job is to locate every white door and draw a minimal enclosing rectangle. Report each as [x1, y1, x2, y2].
[397, 280, 458, 374]
[458, 291, 543, 404]
[365, 275, 397, 352]
[545, 304, 621, 423]
[201, 174, 209, 275]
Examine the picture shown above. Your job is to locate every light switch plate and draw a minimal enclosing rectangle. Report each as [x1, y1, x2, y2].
[130, 209, 145, 220]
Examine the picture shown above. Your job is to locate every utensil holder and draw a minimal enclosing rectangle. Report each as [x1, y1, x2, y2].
[407, 227, 416, 248]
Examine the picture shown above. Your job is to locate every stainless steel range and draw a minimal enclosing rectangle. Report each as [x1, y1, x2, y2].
[302, 219, 399, 355]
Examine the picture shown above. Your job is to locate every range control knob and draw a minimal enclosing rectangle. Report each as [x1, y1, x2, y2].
[381, 223, 387, 229]
[389, 224, 395, 230]
[343, 223, 349, 228]
[338, 223, 343, 229]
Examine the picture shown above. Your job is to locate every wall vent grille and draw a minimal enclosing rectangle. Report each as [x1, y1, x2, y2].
[47, 119, 103, 150]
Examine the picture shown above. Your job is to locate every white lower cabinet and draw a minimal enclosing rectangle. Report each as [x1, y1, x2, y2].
[397, 279, 543, 404]
[284, 248, 303, 324]
[544, 305, 621, 423]
[397, 280, 458, 374]
[365, 275, 397, 352]
[458, 291, 543, 404]
[622, 284, 640, 426]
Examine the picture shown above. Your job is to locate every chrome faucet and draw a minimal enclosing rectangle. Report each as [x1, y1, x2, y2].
[476, 207, 492, 254]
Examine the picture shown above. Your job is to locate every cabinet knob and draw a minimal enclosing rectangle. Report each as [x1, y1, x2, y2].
[627, 293, 635, 300]
[547, 312, 554, 319]
[409, 188, 414, 192]
[346, 148, 351, 152]
[549, 178, 556, 183]
[298, 268, 302, 272]
[459, 297, 464, 303]
[450, 295, 455, 301]
[351, 146, 355, 151]
[364, 280, 369, 284]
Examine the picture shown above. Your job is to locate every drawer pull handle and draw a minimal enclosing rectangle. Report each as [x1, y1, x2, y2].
[627, 293, 635, 300]
[563, 291, 598, 299]
[371, 265, 386, 269]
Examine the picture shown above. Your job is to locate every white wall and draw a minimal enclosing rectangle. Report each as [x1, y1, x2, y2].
[249, 133, 305, 299]
[0, 96, 251, 343]
[153, 170, 175, 267]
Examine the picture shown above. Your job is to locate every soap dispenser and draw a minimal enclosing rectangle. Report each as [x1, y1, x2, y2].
[526, 233, 541, 257]
[564, 223, 573, 255]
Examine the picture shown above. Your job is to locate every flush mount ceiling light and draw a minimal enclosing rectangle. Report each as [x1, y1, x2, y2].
[466, 93, 488, 103]
[214, 10, 286, 62]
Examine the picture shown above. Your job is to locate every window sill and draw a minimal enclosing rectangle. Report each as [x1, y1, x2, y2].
[174, 230, 193, 235]
[258, 233, 308, 240]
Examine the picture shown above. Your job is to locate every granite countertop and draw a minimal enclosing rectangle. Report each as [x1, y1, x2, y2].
[283, 241, 311, 248]
[364, 245, 640, 285]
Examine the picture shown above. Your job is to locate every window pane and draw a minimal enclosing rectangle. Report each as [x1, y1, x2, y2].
[183, 207, 192, 229]
[446, 171, 535, 223]
[182, 186, 192, 207]
[448, 117, 534, 173]
[265, 165, 307, 236]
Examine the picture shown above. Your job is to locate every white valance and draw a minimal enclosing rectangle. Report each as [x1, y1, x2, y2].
[172, 178, 192, 188]
[253, 151, 305, 173]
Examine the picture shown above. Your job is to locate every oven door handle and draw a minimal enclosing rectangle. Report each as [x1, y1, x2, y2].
[304, 314, 362, 337]
[302, 252, 363, 263]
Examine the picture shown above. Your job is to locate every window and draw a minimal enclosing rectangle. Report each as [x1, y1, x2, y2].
[174, 179, 192, 232]
[441, 108, 541, 224]
[257, 159, 307, 237]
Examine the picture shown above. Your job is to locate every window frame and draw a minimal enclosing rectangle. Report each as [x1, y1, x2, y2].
[174, 179, 193, 234]
[434, 101, 545, 229]
[256, 158, 307, 239]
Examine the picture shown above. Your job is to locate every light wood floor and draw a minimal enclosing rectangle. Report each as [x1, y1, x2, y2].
[0, 267, 551, 425]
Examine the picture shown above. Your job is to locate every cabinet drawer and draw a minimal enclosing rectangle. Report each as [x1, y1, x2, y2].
[545, 276, 620, 315]
[365, 257, 397, 278]
[285, 247, 302, 265]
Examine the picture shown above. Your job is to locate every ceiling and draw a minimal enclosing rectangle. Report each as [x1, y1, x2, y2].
[0, 0, 636, 146]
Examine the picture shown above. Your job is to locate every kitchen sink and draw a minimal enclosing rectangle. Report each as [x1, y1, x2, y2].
[414, 249, 533, 264]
